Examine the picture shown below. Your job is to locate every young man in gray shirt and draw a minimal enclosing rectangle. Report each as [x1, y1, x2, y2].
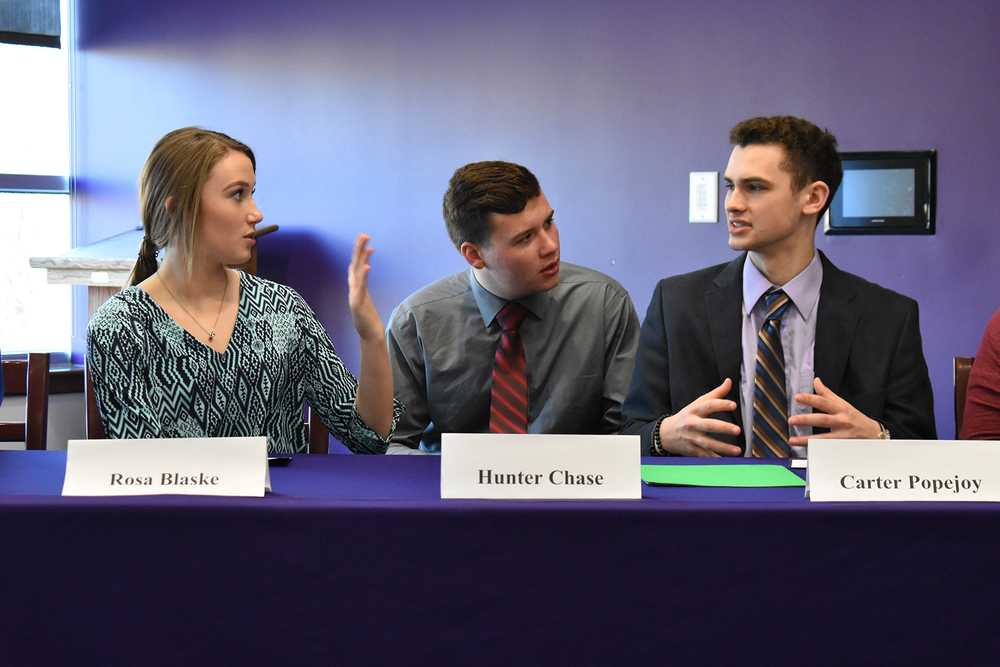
[386, 161, 640, 453]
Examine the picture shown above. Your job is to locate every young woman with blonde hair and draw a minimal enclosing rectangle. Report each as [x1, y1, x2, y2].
[87, 127, 399, 453]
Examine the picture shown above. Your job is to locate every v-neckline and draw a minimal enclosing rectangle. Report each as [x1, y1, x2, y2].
[139, 272, 244, 356]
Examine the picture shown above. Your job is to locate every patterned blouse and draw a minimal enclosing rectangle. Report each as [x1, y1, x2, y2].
[86, 272, 400, 454]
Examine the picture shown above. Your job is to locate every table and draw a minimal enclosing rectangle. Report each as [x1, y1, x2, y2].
[1, 452, 996, 665]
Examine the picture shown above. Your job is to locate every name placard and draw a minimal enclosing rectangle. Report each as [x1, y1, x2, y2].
[808, 439, 1000, 502]
[62, 437, 270, 497]
[440, 433, 641, 499]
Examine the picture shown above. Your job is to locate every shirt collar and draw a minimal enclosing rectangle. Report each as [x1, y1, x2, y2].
[469, 268, 551, 325]
[742, 249, 823, 319]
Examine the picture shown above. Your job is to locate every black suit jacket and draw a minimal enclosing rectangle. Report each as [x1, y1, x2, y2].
[622, 252, 937, 455]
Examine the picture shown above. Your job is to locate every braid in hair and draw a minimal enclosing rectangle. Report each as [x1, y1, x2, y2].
[126, 235, 161, 288]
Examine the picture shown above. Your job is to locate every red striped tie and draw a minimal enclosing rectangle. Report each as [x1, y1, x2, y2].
[490, 302, 529, 434]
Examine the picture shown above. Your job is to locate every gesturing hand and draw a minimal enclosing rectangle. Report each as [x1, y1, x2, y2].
[658, 378, 742, 457]
[788, 377, 882, 446]
[348, 234, 383, 341]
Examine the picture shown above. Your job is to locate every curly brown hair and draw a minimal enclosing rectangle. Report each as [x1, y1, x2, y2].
[730, 116, 842, 222]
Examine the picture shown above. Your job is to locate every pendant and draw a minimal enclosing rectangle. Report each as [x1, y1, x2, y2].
[209, 331, 216, 342]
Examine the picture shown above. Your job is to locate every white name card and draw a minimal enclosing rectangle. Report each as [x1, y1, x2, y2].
[440, 433, 641, 499]
[62, 437, 270, 497]
[808, 439, 1000, 502]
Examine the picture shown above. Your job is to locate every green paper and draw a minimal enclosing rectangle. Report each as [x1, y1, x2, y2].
[641, 463, 806, 488]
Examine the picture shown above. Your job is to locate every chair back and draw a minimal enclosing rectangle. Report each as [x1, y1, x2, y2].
[0, 353, 51, 449]
[306, 403, 330, 454]
[955, 356, 975, 439]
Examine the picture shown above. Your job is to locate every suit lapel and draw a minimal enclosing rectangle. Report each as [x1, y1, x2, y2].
[705, 255, 746, 446]
[814, 252, 860, 395]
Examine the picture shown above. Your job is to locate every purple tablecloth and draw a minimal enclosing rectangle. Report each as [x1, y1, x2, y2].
[1, 451, 996, 665]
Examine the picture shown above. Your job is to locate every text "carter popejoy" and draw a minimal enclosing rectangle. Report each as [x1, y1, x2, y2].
[840, 474, 981, 495]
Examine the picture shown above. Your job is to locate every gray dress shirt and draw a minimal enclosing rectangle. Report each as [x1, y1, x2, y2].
[386, 262, 640, 452]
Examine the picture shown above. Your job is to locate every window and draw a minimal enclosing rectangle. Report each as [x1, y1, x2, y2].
[0, 2, 71, 356]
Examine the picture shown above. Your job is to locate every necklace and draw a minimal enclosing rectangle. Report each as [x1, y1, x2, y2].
[157, 270, 229, 342]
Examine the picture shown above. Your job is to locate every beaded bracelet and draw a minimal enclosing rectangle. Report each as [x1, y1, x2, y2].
[650, 415, 670, 456]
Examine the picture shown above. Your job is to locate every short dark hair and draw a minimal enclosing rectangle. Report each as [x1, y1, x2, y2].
[442, 161, 541, 250]
[730, 116, 842, 222]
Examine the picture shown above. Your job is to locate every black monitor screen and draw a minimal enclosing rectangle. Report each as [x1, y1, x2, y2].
[825, 150, 935, 235]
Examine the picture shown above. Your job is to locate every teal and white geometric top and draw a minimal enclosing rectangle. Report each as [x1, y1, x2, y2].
[86, 271, 399, 454]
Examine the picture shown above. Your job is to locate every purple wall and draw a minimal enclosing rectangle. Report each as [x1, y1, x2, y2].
[72, 0, 1000, 438]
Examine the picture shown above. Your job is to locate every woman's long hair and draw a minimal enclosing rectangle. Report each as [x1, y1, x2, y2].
[126, 127, 256, 287]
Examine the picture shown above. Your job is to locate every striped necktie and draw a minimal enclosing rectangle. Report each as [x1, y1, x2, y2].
[489, 302, 529, 434]
[752, 289, 791, 457]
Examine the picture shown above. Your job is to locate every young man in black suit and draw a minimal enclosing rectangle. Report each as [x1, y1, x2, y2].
[622, 115, 936, 457]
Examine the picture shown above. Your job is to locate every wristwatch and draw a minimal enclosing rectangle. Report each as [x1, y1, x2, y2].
[876, 422, 891, 440]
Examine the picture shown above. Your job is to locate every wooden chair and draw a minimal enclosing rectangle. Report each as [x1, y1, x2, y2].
[305, 404, 330, 454]
[955, 356, 975, 439]
[0, 353, 52, 449]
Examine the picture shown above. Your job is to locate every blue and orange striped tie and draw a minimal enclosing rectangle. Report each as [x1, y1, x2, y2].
[752, 289, 791, 457]
[489, 302, 529, 434]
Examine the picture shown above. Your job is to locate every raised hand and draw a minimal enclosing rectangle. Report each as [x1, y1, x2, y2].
[348, 233, 383, 342]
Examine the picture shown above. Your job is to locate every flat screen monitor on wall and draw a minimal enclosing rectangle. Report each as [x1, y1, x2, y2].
[823, 150, 936, 235]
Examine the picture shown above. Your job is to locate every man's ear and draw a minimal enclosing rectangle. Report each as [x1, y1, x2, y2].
[801, 181, 830, 217]
[460, 242, 486, 269]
